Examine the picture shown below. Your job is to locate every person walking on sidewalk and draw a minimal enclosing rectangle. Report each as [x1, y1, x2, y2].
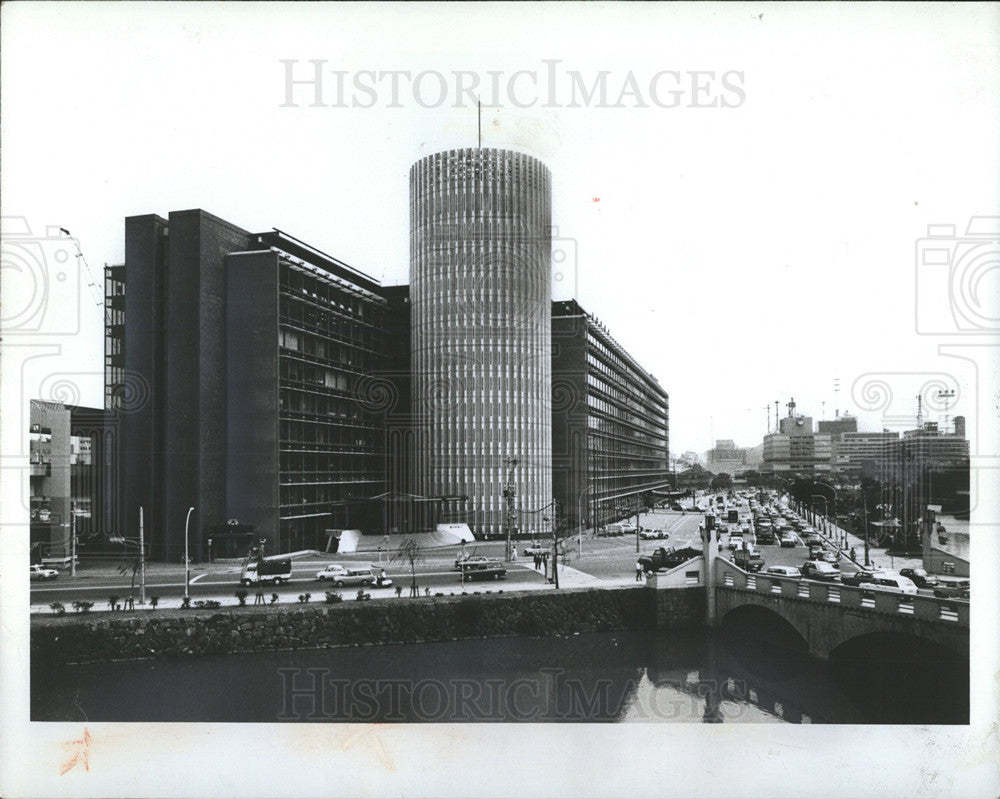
[635, 561, 644, 582]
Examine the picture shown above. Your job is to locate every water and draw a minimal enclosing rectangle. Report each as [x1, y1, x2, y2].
[31, 629, 967, 724]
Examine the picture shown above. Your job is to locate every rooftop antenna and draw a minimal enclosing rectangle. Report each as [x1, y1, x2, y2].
[775, 400, 780, 431]
[822, 400, 826, 419]
[766, 404, 771, 434]
[916, 394, 923, 428]
[833, 377, 841, 417]
[937, 388, 956, 434]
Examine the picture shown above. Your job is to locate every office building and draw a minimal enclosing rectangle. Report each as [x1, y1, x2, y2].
[410, 148, 553, 536]
[108, 210, 402, 559]
[551, 300, 670, 531]
[29, 401, 104, 560]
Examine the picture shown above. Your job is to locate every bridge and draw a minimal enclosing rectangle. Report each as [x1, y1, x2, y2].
[647, 534, 969, 661]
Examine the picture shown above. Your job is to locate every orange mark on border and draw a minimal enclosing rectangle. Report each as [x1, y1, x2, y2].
[60, 728, 91, 775]
[592, 197, 600, 202]
[341, 726, 395, 772]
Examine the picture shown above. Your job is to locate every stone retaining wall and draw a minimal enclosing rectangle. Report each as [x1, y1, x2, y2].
[32, 586, 704, 664]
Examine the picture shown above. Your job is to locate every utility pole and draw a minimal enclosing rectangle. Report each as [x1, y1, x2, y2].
[70, 501, 77, 578]
[139, 505, 146, 605]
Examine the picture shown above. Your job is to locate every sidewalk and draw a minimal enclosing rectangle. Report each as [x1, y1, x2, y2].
[807, 512, 922, 573]
[31, 562, 639, 615]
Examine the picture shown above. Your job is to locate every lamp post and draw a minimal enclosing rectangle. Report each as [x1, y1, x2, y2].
[184, 506, 195, 601]
[814, 480, 840, 546]
[811, 495, 828, 535]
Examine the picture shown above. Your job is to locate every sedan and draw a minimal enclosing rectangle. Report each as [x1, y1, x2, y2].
[30, 564, 59, 581]
[454, 555, 491, 571]
[765, 565, 802, 578]
[315, 564, 348, 581]
[899, 567, 939, 589]
[801, 560, 840, 581]
[779, 534, 798, 548]
[841, 569, 884, 587]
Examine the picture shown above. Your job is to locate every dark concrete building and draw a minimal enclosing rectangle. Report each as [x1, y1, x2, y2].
[108, 211, 406, 559]
[550, 300, 670, 531]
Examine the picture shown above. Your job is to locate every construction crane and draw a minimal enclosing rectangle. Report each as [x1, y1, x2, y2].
[59, 228, 108, 326]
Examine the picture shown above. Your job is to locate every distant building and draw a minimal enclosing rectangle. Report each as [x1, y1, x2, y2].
[29, 401, 104, 560]
[817, 414, 858, 438]
[706, 439, 751, 476]
[762, 399, 831, 474]
[832, 431, 898, 476]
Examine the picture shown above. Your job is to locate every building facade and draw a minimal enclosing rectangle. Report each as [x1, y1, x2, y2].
[706, 439, 752, 476]
[551, 300, 670, 531]
[29, 401, 103, 561]
[410, 148, 553, 536]
[109, 211, 403, 559]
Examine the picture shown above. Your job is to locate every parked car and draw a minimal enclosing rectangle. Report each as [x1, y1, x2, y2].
[765, 565, 801, 578]
[454, 555, 491, 571]
[30, 564, 59, 581]
[779, 533, 798, 548]
[315, 564, 348, 581]
[522, 544, 548, 557]
[325, 567, 380, 588]
[727, 536, 744, 551]
[801, 560, 840, 581]
[460, 562, 507, 581]
[899, 567, 939, 589]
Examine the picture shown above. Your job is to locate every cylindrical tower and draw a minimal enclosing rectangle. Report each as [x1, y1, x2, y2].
[410, 148, 552, 537]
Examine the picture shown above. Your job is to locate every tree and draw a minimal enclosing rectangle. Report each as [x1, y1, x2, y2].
[710, 473, 732, 489]
[392, 538, 425, 597]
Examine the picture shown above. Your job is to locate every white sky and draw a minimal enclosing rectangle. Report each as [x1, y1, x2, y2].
[3, 3, 999, 457]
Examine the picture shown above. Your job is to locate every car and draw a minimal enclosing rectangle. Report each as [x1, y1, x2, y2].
[30, 564, 59, 581]
[861, 574, 918, 595]
[816, 551, 841, 565]
[932, 579, 970, 599]
[315, 564, 349, 581]
[840, 569, 885, 587]
[460, 562, 507, 581]
[899, 567, 939, 589]
[801, 560, 840, 581]
[454, 555, 491, 571]
[669, 503, 684, 512]
[779, 533, 798, 548]
[727, 536, 744, 551]
[803, 533, 822, 547]
[325, 567, 380, 588]
[765, 565, 801, 578]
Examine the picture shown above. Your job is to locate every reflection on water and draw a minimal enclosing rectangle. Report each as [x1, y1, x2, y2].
[32, 628, 967, 724]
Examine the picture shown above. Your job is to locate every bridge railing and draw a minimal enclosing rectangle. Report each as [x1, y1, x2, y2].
[715, 558, 968, 627]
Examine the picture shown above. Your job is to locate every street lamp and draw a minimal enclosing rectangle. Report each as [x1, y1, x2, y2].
[811, 495, 828, 535]
[184, 506, 195, 601]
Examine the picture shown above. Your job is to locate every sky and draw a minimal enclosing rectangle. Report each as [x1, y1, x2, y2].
[3, 3, 999, 458]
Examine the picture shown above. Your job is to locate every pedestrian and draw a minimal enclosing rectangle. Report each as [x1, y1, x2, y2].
[849, 546, 857, 562]
[512, 546, 517, 561]
[635, 561, 644, 582]
[534, 553, 540, 570]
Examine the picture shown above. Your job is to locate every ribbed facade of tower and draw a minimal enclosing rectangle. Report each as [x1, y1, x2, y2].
[410, 148, 552, 536]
